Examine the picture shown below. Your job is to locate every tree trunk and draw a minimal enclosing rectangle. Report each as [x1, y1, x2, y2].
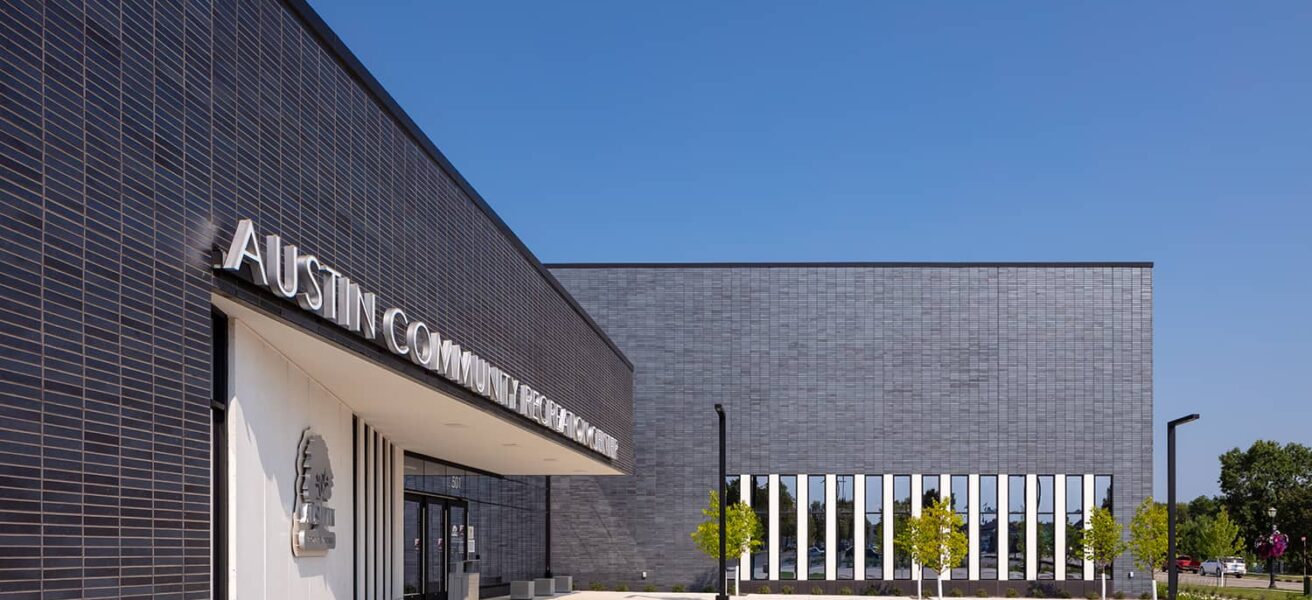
[936, 572, 943, 600]
[1101, 570, 1107, 600]
[1151, 569, 1157, 600]
[917, 566, 923, 600]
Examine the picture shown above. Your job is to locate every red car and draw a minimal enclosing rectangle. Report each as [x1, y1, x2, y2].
[1174, 556, 1201, 573]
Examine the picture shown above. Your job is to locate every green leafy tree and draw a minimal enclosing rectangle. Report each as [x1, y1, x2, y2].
[1194, 509, 1243, 586]
[691, 490, 763, 566]
[1082, 507, 1127, 600]
[895, 498, 968, 600]
[1129, 498, 1167, 600]
[1218, 441, 1312, 550]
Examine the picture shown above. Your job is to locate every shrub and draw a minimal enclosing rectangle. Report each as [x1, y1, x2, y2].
[976, 590, 989, 598]
[643, 584, 657, 593]
[812, 586, 824, 595]
[781, 585, 794, 595]
[1114, 592, 1124, 600]
[1085, 592, 1099, 600]
[758, 585, 772, 594]
[1139, 594, 1149, 600]
[891, 587, 904, 596]
[839, 587, 854, 596]
[949, 588, 964, 597]
[1006, 588, 1020, 598]
[702, 586, 716, 593]
[863, 585, 880, 596]
[1059, 591, 1072, 599]
[671, 584, 686, 593]
[613, 583, 629, 592]
[589, 582, 604, 591]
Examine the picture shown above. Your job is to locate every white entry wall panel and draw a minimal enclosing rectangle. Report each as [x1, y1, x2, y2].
[883, 475, 893, 581]
[968, 475, 980, 581]
[996, 475, 1009, 581]
[826, 474, 837, 580]
[854, 474, 865, 581]
[1084, 475, 1095, 580]
[910, 475, 922, 581]
[1026, 474, 1038, 581]
[941, 475, 952, 581]
[229, 321, 355, 600]
[1055, 475, 1067, 581]
[769, 474, 780, 581]
[741, 474, 750, 580]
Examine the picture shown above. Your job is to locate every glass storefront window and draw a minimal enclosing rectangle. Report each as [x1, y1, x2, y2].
[893, 475, 911, 579]
[1066, 476, 1084, 579]
[1037, 475, 1055, 579]
[808, 475, 826, 580]
[1094, 475, 1113, 579]
[836, 475, 855, 579]
[865, 475, 883, 580]
[1008, 475, 1026, 580]
[780, 476, 798, 580]
[752, 475, 770, 579]
[922, 474, 940, 508]
[951, 475, 969, 579]
[980, 475, 998, 580]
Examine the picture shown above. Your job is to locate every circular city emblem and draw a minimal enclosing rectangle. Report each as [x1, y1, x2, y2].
[292, 429, 336, 556]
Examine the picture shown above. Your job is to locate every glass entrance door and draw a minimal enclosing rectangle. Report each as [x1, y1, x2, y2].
[404, 494, 468, 600]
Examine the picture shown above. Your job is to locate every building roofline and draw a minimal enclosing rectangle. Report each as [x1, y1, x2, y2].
[547, 261, 1154, 269]
[280, 0, 632, 370]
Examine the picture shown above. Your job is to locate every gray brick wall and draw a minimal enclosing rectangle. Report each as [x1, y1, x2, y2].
[0, 0, 632, 596]
[550, 265, 1152, 594]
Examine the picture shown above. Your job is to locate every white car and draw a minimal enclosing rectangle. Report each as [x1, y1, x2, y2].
[1199, 557, 1246, 578]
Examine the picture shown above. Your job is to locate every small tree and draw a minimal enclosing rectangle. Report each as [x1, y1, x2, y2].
[1195, 509, 1243, 587]
[691, 490, 763, 569]
[1129, 498, 1167, 600]
[1083, 507, 1127, 600]
[895, 498, 968, 600]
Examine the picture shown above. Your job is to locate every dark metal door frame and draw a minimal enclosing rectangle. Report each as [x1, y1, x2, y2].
[405, 492, 469, 600]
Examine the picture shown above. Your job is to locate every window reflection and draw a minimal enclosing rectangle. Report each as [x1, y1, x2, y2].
[780, 476, 798, 580]
[922, 475, 941, 509]
[865, 476, 883, 580]
[836, 476, 855, 579]
[1066, 476, 1084, 579]
[1037, 475, 1055, 579]
[752, 476, 770, 580]
[951, 475, 969, 579]
[980, 475, 998, 580]
[893, 475, 911, 579]
[1008, 475, 1026, 580]
[1094, 475, 1113, 579]
[808, 475, 826, 579]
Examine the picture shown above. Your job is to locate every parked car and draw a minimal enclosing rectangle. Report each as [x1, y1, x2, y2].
[1174, 556, 1201, 573]
[1200, 556, 1246, 578]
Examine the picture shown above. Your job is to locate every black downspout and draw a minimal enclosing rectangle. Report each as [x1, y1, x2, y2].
[716, 404, 728, 600]
[545, 476, 553, 578]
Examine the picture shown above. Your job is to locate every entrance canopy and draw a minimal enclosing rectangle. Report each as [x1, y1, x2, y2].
[214, 294, 624, 476]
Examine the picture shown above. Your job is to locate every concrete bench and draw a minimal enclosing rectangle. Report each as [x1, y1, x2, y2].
[511, 581, 535, 600]
[553, 575, 572, 593]
[533, 578, 556, 596]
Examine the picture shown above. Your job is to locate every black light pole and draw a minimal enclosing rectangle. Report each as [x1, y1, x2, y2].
[1301, 535, 1308, 596]
[1268, 507, 1278, 589]
[1168, 414, 1200, 600]
[716, 404, 729, 600]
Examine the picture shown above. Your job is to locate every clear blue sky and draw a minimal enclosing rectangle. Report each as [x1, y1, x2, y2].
[309, 1, 1311, 500]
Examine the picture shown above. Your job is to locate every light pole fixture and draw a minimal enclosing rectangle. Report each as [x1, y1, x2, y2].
[1268, 507, 1278, 589]
[1167, 413, 1200, 600]
[715, 404, 729, 600]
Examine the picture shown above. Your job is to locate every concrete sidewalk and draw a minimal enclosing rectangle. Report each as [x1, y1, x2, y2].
[492, 591, 1039, 600]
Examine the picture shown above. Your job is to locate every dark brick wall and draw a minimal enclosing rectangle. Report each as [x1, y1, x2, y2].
[0, 0, 633, 597]
[550, 265, 1152, 593]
